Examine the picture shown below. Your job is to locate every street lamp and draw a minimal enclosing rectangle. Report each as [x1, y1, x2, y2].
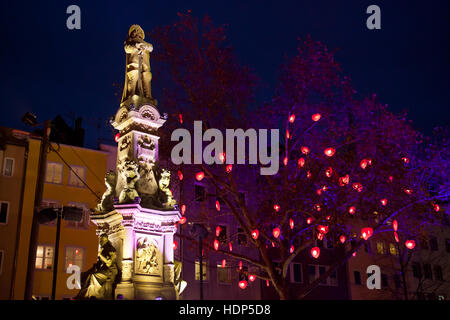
[37, 205, 83, 300]
[189, 223, 208, 300]
[22, 113, 51, 300]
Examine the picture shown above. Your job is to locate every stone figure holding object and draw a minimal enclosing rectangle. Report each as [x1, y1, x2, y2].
[74, 234, 120, 300]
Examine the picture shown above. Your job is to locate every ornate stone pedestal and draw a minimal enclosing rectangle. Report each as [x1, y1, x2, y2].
[91, 203, 181, 300]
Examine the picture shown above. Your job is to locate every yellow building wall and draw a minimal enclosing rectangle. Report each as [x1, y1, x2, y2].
[13, 139, 108, 299]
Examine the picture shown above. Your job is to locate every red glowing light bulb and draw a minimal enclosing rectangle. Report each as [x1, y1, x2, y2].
[177, 170, 183, 181]
[290, 245, 294, 254]
[326, 215, 331, 221]
[289, 219, 294, 229]
[317, 233, 324, 240]
[114, 133, 120, 143]
[238, 280, 248, 289]
[324, 147, 336, 157]
[388, 176, 394, 183]
[360, 159, 368, 169]
[312, 113, 321, 122]
[213, 239, 219, 251]
[226, 164, 233, 173]
[306, 171, 312, 179]
[402, 157, 409, 164]
[393, 220, 398, 232]
[316, 189, 322, 195]
[381, 198, 387, 206]
[272, 228, 281, 239]
[178, 113, 183, 124]
[314, 204, 321, 212]
[339, 235, 346, 244]
[394, 232, 399, 243]
[239, 261, 243, 270]
[266, 280, 270, 287]
[361, 227, 373, 240]
[352, 252, 357, 257]
[173, 241, 178, 250]
[179, 216, 187, 225]
[434, 204, 440, 212]
[286, 130, 290, 139]
[404, 188, 413, 195]
[348, 206, 356, 215]
[274, 204, 280, 212]
[218, 152, 226, 163]
[216, 226, 222, 237]
[311, 247, 320, 258]
[318, 225, 329, 234]
[75, 249, 79, 255]
[251, 229, 259, 240]
[249, 275, 256, 282]
[352, 183, 363, 192]
[283, 157, 288, 166]
[289, 114, 295, 123]
[229, 242, 233, 251]
[181, 204, 186, 215]
[307, 217, 313, 224]
[301, 146, 310, 155]
[405, 240, 416, 250]
[196, 171, 205, 181]
[215, 200, 221, 212]
[325, 167, 333, 177]
[222, 259, 226, 268]
[298, 157, 305, 168]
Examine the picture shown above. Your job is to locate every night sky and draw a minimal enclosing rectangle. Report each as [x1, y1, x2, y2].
[0, 0, 449, 149]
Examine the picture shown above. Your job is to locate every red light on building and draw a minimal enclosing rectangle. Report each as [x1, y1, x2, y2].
[177, 170, 183, 181]
[402, 157, 409, 164]
[352, 183, 363, 192]
[290, 245, 294, 254]
[360, 159, 368, 169]
[325, 167, 333, 177]
[173, 241, 178, 250]
[181, 204, 186, 215]
[312, 113, 321, 122]
[251, 229, 259, 240]
[317, 233, 324, 240]
[388, 176, 393, 183]
[222, 259, 226, 268]
[306, 217, 313, 224]
[196, 171, 205, 181]
[179, 217, 187, 224]
[272, 228, 280, 239]
[314, 204, 321, 212]
[404, 188, 413, 195]
[348, 206, 356, 215]
[283, 157, 288, 166]
[316, 189, 322, 195]
[178, 113, 183, 124]
[393, 219, 398, 232]
[380, 198, 387, 206]
[218, 152, 226, 163]
[405, 240, 416, 250]
[229, 242, 232, 252]
[301, 146, 310, 155]
[324, 147, 336, 157]
[249, 274, 256, 282]
[215, 200, 220, 212]
[239, 261, 243, 270]
[274, 204, 280, 212]
[114, 133, 120, 143]
[289, 114, 295, 123]
[318, 225, 329, 234]
[433, 204, 440, 212]
[311, 247, 320, 258]
[226, 164, 233, 173]
[306, 171, 312, 179]
[394, 232, 399, 243]
[216, 226, 222, 237]
[289, 219, 294, 229]
[339, 235, 346, 244]
[286, 130, 290, 139]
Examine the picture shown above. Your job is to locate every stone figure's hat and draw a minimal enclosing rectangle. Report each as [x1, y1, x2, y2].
[128, 24, 145, 39]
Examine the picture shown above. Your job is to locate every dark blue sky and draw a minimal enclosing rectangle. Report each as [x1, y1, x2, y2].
[1, 0, 449, 148]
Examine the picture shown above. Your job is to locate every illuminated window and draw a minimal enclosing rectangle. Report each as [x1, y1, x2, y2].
[35, 245, 54, 270]
[68, 166, 86, 187]
[290, 263, 302, 283]
[65, 247, 85, 271]
[195, 260, 207, 281]
[0, 202, 9, 224]
[3, 157, 14, 177]
[217, 262, 231, 284]
[389, 243, 399, 256]
[41, 200, 60, 226]
[45, 162, 63, 184]
[376, 241, 386, 255]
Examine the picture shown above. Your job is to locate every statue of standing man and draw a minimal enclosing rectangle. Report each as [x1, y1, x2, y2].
[121, 25, 156, 106]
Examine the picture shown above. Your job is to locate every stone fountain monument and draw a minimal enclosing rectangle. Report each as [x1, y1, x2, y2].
[89, 25, 181, 300]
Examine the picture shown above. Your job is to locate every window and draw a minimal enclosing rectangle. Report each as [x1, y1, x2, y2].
[237, 228, 247, 246]
[430, 237, 438, 251]
[65, 247, 85, 271]
[0, 202, 9, 224]
[45, 162, 63, 184]
[195, 185, 205, 202]
[412, 262, 422, 279]
[195, 260, 207, 281]
[381, 274, 388, 287]
[354, 271, 362, 285]
[217, 262, 231, 284]
[40, 200, 60, 226]
[68, 166, 86, 187]
[445, 239, 450, 253]
[434, 265, 443, 281]
[393, 274, 402, 289]
[423, 264, 432, 279]
[308, 265, 337, 286]
[376, 241, 386, 255]
[0, 250, 4, 275]
[35, 245, 54, 270]
[290, 263, 302, 283]
[3, 157, 14, 177]
[217, 225, 227, 244]
[65, 202, 89, 229]
[389, 243, 399, 256]
[420, 239, 429, 250]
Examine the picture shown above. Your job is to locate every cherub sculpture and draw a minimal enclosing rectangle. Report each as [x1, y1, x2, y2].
[118, 160, 140, 204]
[96, 171, 117, 212]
